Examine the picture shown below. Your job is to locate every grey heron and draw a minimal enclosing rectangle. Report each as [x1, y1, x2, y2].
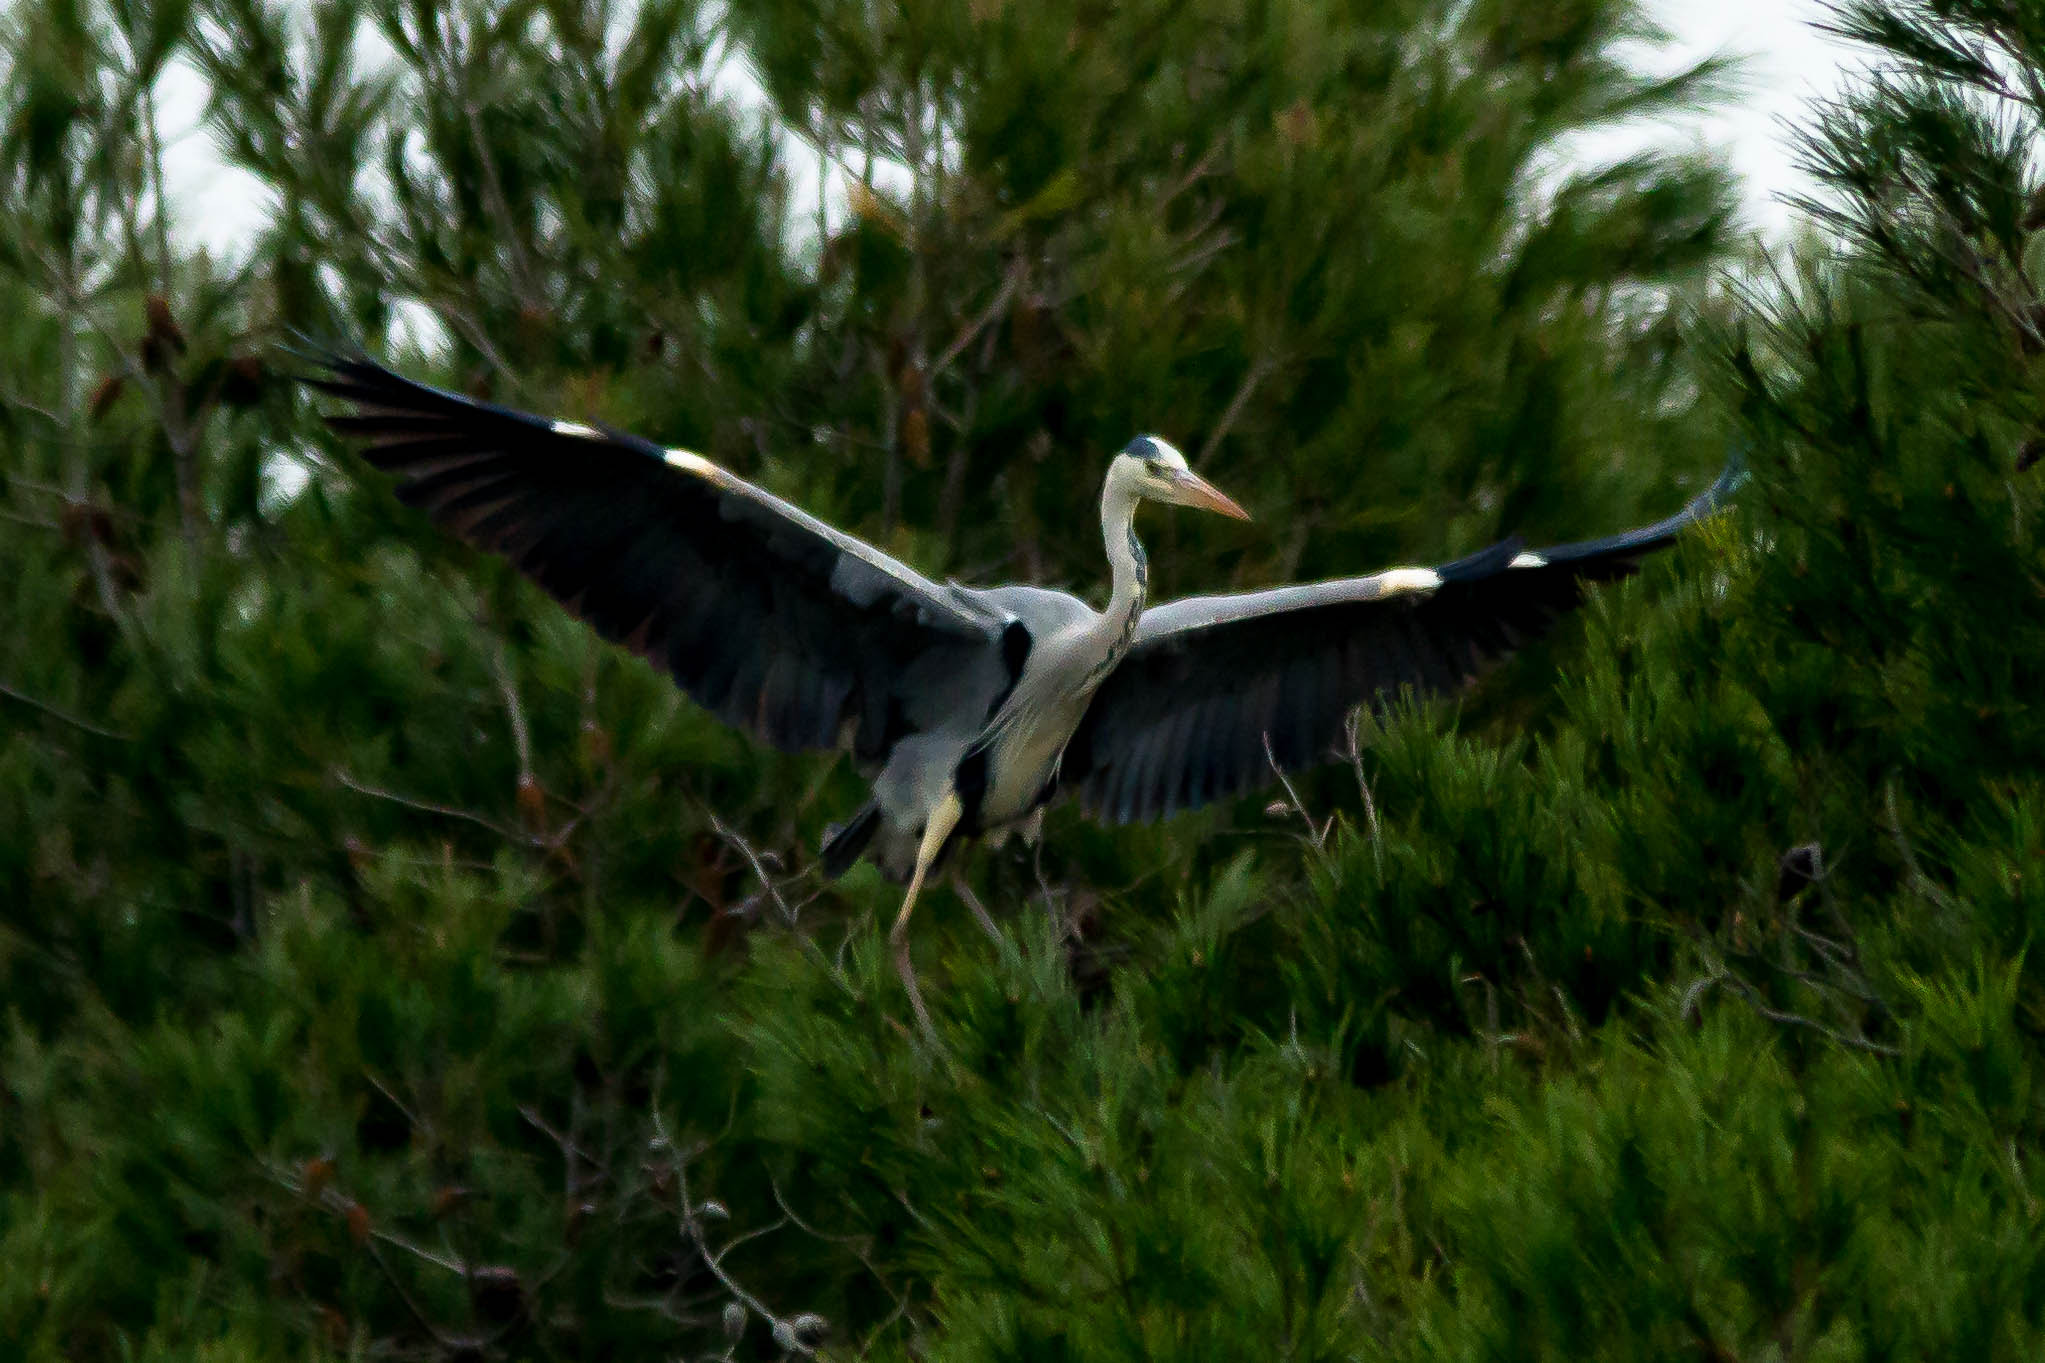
[305, 349, 1736, 1034]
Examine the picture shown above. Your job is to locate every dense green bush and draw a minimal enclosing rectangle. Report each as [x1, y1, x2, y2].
[5, 0, 2044, 1358]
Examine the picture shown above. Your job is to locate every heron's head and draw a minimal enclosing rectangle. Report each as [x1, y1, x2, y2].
[1110, 436, 1250, 520]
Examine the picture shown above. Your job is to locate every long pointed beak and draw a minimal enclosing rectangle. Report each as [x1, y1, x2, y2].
[1171, 469, 1251, 520]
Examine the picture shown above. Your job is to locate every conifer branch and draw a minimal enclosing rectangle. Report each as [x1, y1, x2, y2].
[30, 243, 197, 521]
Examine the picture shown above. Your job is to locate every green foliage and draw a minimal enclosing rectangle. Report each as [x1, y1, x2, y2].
[6, 0, 2045, 1359]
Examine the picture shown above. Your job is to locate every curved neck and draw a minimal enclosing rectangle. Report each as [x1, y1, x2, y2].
[1098, 478, 1148, 648]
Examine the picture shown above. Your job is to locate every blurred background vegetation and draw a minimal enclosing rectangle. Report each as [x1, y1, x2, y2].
[5, 0, 2045, 1357]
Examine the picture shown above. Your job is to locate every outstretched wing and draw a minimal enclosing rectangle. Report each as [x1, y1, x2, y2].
[1063, 469, 1740, 823]
[304, 348, 1012, 759]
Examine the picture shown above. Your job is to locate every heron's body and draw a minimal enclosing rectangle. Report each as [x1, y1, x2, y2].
[859, 483, 1156, 878]
[304, 347, 1738, 1036]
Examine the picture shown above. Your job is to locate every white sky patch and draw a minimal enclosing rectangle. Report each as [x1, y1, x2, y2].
[119, 0, 1878, 570]
[1559, 0, 1866, 240]
[257, 441, 319, 515]
[699, 32, 916, 257]
[159, 1, 1861, 267]
[157, 3, 1864, 520]
[157, 56, 274, 260]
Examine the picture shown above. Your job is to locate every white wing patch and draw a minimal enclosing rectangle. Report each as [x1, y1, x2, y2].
[1376, 567, 1443, 596]
[1510, 551, 1547, 569]
[664, 447, 724, 483]
[550, 419, 602, 439]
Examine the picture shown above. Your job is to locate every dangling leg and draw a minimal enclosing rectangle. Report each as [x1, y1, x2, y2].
[1031, 826, 1059, 927]
[892, 791, 963, 1040]
[953, 876, 1002, 945]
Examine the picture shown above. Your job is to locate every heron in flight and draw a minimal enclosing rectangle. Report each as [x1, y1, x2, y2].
[306, 349, 1734, 1034]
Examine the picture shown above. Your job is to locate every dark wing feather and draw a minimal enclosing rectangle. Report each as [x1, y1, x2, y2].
[1064, 469, 1740, 823]
[303, 348, 1009, 759]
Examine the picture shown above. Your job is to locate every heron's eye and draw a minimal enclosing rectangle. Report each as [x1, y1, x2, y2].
[1144, 458, 1164, 476]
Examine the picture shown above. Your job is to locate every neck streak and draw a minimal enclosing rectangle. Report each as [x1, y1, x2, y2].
[1088, 482, 1148, 683]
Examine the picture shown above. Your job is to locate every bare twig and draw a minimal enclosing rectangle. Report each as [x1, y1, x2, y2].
[880, 353, 904, 534]
[268, 192, 523, 382]
[48, 175, 201, 555]
[0, 388, 72, 430]
[1771, 960, 1889, 1006]
[767, 1172, 914, 1342]
[1518, 935, 1584, 1049]
[1155, 146, 1221, 211]
[7, 473, 105, 501]
[488, 642, 536, 785]
[0, 680, 132, 741]
[1195, 353, 1272, 468]
[331, 766, 534, 845]
[365, 1241, 479, 1350]
[259, 1158, 470, 1275]
[30, 243, 196, 483]
[1031, 838, 1063, 927]
[518, 1103, 597, 1168]
[706, 815, 800, 927]
[1882, 778, 1963, 919]
[651, 1111, 822, 1357]
[447, 8, 544, 313]
[39, 247, 136, 631]
[0, 507, 62, 532]
[1161, 203, 1237, 300]
[1788, 920, 1853, 964]
[929, 255, 1026, 382]
[1725, 972, 1900, 1056]
[1344, 712, 1385, 877]
[1678, 972, 1717, 1022]
[1683, 962, 1901, 1057]
[1264, 732, 1332, 849]
[361, 1068, 427, 1140]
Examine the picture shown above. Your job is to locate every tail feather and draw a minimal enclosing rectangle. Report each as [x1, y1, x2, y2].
[820, 802, 882, 878]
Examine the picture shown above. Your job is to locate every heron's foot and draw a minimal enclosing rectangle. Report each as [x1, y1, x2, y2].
[890, 917, 938, 1042]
